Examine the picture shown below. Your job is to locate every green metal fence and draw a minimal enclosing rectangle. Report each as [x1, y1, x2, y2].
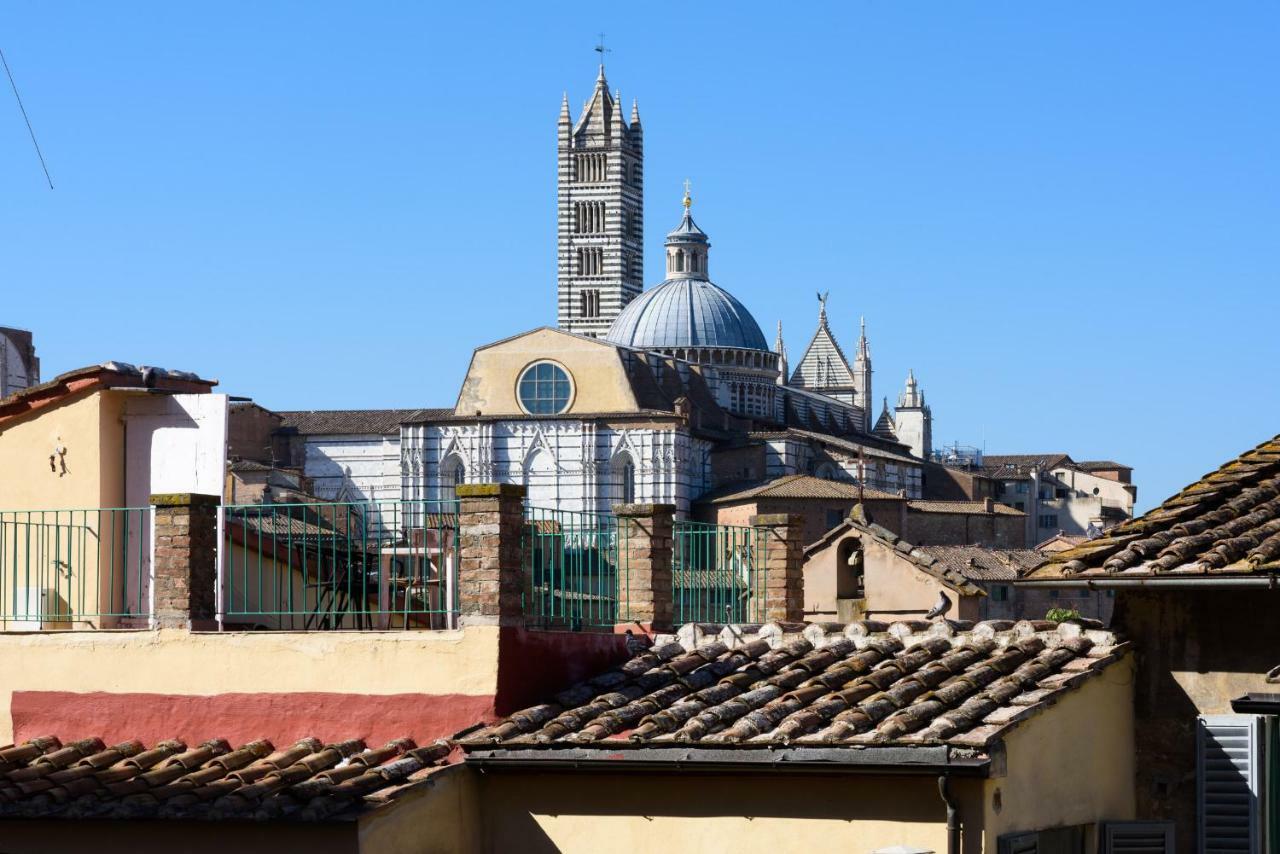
[0, 507, 152, 628]
[522, 507, 626, 628]
[221, 499, 459, 630]
[673, 520, 767, 624]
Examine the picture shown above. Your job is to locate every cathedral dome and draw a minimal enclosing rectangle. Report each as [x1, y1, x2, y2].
[605, 190, 769, 352]
[605, 277, 768, 351]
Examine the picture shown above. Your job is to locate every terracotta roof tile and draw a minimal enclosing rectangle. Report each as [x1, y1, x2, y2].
[0, 735, 452, 820]
[907, 500, 1024, 516]
[699, 474, 903, 504]
[1028, 434, 1280, 580]
[463, 618, 1126, 757]
[275, 409, 447, 436]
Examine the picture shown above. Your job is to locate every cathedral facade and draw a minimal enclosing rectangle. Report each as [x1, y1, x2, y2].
[270, 64, 936, 520]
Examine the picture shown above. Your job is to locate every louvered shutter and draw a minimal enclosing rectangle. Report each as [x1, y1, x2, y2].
[1198, 715, 1261, 854]
[1101, 821, 1174, 854]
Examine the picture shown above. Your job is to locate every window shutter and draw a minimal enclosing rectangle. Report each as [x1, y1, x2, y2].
[1197, 715, 1261, 854]
[997, 832, 1039, 854]
[1100, 821, 1174, 854]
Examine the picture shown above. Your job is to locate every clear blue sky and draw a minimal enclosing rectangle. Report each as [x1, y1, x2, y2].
[2, 2, 1277, 511]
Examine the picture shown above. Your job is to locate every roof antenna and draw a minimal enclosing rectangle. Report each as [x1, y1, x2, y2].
[0, 46, 54, 189]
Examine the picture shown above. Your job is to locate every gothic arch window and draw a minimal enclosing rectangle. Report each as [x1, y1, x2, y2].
[611, 451, 636, 505]
[440, 454, 466, 502]
[523, 448, 556, 508]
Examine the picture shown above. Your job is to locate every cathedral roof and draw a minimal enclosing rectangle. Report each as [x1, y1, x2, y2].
[873, 399, 898, 440]
[604, 278, 769, 351]
[789, 301, 857, 391]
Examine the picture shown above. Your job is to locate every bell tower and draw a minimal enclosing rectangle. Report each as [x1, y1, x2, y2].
[557, 58, 644, 337]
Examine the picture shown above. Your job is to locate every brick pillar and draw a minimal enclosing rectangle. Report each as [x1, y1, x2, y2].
[456, 484, 526, 627]
[751, 513, 804, 624]
[613, 503, 675, 632]
[151, 493, 219, 630]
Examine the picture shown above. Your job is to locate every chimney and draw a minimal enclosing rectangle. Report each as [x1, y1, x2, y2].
[983, 498, 994, 513]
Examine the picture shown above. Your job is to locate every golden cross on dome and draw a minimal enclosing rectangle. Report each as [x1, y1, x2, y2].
[682, 179, 693, 209]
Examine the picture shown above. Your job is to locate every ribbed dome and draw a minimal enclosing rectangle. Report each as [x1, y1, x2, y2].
[605, 278, 769, 351]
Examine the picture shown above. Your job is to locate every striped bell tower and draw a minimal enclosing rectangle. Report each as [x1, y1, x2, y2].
[557, 63, 644, 337]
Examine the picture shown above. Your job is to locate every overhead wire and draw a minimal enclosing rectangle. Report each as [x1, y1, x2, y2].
[0, 44, 54, 189]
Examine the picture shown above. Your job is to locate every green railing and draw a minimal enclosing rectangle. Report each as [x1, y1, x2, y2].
[674, 520, 767, 624]
[221, 499, 459, 630]
[0, 507, 152, 628]
[522, 507, 626, 629]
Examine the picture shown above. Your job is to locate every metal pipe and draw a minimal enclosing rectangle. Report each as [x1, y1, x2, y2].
[938, 774, 960, 854]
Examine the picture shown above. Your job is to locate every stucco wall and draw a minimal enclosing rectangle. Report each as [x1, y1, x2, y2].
[982, 653, 1137, 841]
[455, 328, 639, 417]
[476, 769, 973, 853]
[0, 626, 502, 745]
[805, 536, 980, 621]
[358, 764, 481, 854]
[0, 390, 110, 509]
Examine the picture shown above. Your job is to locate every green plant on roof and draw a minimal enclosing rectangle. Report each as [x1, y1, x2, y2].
[1045, 607, 1082, 623]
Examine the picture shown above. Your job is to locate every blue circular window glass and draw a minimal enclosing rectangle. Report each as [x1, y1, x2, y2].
[517, 362, 572, 414]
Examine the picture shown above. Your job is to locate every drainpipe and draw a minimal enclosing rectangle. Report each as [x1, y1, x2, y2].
[938, 774, 960, 854]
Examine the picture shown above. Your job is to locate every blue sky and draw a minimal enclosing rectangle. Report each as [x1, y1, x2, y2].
[2, 2, 1277, 511]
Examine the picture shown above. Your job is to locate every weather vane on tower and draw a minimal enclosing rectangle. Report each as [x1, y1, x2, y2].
[683, 179, 693, 210]
[595, 33, 611, 66]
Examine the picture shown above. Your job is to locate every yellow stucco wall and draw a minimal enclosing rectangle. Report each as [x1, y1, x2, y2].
[454, 328, 640, 416]
[981, 653, 1137, 843]
[476, 770, 971, 853]
[0, 626, 501, 744]
[0, 390, 135, 628]
[0, 390, 114, 510]
[358, 765, 481, 854]
[806, 535, 981, 621]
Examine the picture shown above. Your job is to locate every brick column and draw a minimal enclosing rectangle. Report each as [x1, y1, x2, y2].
[151, 493, 219, 630]
[613, 503, 675, 632]
[751, 513, 804, 624]
[456, 484, 526, 627]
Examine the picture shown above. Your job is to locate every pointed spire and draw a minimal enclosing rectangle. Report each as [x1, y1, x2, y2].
[873, 397, 897, 440]
[559, 92, 570, 122]
[775, 321, 789, 385]
[856, 315, 870, 360]
[631, 98, 641, 125]
[898, 369, 925, 409]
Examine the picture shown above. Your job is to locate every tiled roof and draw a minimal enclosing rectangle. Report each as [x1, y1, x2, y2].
[463, 618, 1126, 754]
[1077, 460, 1131, 472]
[908, 500, 1024, 516]
[805, 515, 1009, 594]
[777, 429, 921, 466]
[275, 409, 446, 436]
[0, 735, 452, 821]
[1027, 434, 1280, 580]
[983, 454, 1074, 471]
[0, 363, 215, 430]
[921, 546, 1041, 581]
[699, 474, 902, 504]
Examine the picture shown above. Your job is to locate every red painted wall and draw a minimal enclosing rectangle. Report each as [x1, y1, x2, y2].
[495, 627, 630, 715]
[11, 691, 496, 748]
